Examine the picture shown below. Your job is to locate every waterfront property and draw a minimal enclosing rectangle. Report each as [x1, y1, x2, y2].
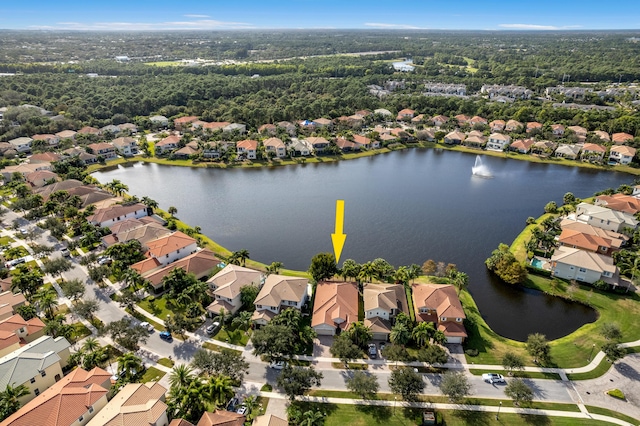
[207, 264, 263, 316]
[363, 283, 409, 341]
[550, 246, 618, 285]
[252, 275, 309, 326]
[411, 284, 467, 344]
[311, 281, 359, 336]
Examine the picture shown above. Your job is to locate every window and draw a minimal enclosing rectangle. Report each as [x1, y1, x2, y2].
[456, 318, 462, 322]
[419, 307, 429, 313]
[19, 327, 25, 333]
[89, 407, 94, 413]
[78, 416, 84, 422]
[30, 377, 36, 384]
[166, 254, 169, 258]
[440, 317, 447, 322]
[34, 389, 40, 396]
[41, 370, 46, 377]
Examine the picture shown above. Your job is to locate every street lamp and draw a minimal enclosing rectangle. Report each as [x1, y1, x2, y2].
[589, 343, 596, 362]
[394, 396, 397, 415]
[496, 401, 502, 420]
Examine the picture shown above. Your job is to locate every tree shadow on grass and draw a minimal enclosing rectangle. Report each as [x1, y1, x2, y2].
[520, 414, 552, 425]
[450, 409, 493, 425]
[355, 404, 392, 422]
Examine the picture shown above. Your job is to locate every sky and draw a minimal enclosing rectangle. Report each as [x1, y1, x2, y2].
[0, 0, 639, 31]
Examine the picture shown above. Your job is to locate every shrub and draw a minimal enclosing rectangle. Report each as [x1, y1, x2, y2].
[261, 383, 272, 392]
[607, 389, 625, 400]
[464, 348, 479, 357]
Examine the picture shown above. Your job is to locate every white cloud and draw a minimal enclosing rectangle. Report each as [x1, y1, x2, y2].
[34, 18, 254, 31]
[184, 14, 210, 18]
[498, 23, 582, 30]
[364, 23, 426, 30]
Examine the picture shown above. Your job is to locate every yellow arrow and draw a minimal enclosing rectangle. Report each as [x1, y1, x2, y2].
[331, 200, 346, 264]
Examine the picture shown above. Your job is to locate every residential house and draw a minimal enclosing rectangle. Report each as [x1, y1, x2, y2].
[8, 137, 33, 153]
[77, 127, 100, 136]
[505, 120, 523, 132]
[609, 145, 636, 165]
[288, 139, 311, 157]
[481, 84, 532, 100]
[55, 130, 77, 141]
[29, 152, 61, 164]
[305, 137, 329, 153]
[373, 108, 393, 118]
[149, 115, 169, 128]
[335, 137, 358, 152]
[595, 193, 640, 215]
[551, 247, 618, 285]
[489, 120, 505, 132]
[197, 410, 245, 426]
[431, 115, 449, 127]
[411, 284, 467, 344]
[567, 125, 588, 141]
[154, 135, 181, 155]
[509, 138, 535, 154]
[111, 137, 138, 157]
[31, 134, 60, 147]
[142, 249, 219, 294]
[0, 336, 72, 405]
[118, 123, 138, 134]
[1, 367, 111, 426]
[1, 163, 52, 181]
[469, 116, 488, 127]
[252, 275, 309, 326]
[396, 109, 415, 121]
[560, 218, 628, 249]
[87, 143, 117, 160]
[258, 124, 277, 135]
[236, 139, 258, 160]
[173, 144, 199, 159]
[575, 202, 638, 232]
[263, 137, 287, 158]
[486, 133, 511, 151]
[444, 131, 466, 145]
[353, 134, 379, 149]
[593, 130, 611, 142]
[206, 264, 262, 316]
[454, 114, 470, 126]
[410, 114, 425, 125]
[61, 147, 97, 165]
[551, 124, 565, 137]
[276, 121, 297, 136]
[526, 122, 543, 133]
[173, 116, 199, 131]
[86, 382, 168, 426]
[203, 122, 231, 133]
[252, 414, 288, 426]
[424, 83, 466, 96]
[102, 221, 171, 247]
[554, 144, 582, 160]
[139, 231, 198, 268]
[223, 123, 247, 134]
[531, 140, 557, 157]
[612, 132, 634, 145]
[580, 143, 606, 162]
[313, 118, 333, 129]
[363, 284, 409, 341]
[416, 128, 436, 143]
[464, 134, 486, 148]
[557, 228, 620, 256]
[100, 125, 120, 135]
[25, 170, 59, 188]
[87, 202, 149, 228]
[311, 281, 358, 336]
[0, 314, 45, 356]
[202, 141, 233, 159]
[0, 291, 27, 321]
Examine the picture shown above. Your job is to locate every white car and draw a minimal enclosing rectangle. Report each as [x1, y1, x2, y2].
[139, 322, 154, 332]
[236, 405, 248, 415]
[482, 373, 505, 384]
[269, 360, 286, 370]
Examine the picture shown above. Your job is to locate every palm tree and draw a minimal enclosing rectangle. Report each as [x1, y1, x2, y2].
[231, 311, 253, 335]
[169, 364, 195, 390]
[82, 337, 100, 354]
[105, 179, 129, 196]
[408, 264, 422, 283]
[167, 206, 178, 217]
[121, 269, 147, 297]
[433, 330, 448, 346]
[390, 322, 410, 346]
[347, 321, 372, 348]
[0, 383, 30, 421]
[341, 259, 360, 281]
[242, 395, 260, 421]
[393, 266, 410, 286]
[117, 353, 144, 382]
[357, 262, 376, 284]
[299, 409, 325, 426]
[214, 308, 229, 330]
[236, 249, 250, 266]
[36, 286, 59, 320]
[141, 196, 159, 209]
[205, 375, 235, 408]
[451, 271, 469, 295]
[266, 261, 283, 275]
[412, 322, 435, 348]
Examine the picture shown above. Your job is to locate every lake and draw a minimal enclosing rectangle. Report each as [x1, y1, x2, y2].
[94, 150, 632, 340]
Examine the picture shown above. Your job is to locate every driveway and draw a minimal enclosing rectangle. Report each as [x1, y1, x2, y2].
[572, 353, 640, 420]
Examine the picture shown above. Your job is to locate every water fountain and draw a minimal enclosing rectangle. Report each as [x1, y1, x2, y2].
[472, 155, 493, 178]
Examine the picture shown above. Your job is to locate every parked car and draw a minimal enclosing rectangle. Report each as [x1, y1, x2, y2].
[269, 360, 286, 370]
[159, 331, 173, 341]
[60, 248, 70, 257]
[98, 256, 112, 265]
[227, 397, 240, 411]
[482, 373, 505, 384]
[236, 405, 248, 415]
[19, 228, 27, 235]
[368, 343, 377, 359]
[5, 258, 26, 268]
[206, 322, 220, 335]
[140, 322, 154, 332]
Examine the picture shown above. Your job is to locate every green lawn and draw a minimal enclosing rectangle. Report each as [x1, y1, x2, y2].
[69, 322, 92, 343]
[157, 357, 174, 368]
[0, 236, 14, 245]
[585, 405, 639, 425]
[138, 295, 178, 319]
[331, 362, 368, 370]
[213, 325, 250, 346]
[293, 403, 602, 426]
[140, 366, 166, 382]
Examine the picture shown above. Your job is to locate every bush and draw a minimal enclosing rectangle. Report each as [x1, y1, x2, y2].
[607, 389, 625, 400]
[261, 383, 272, 392]
[464, 348, 479, 357]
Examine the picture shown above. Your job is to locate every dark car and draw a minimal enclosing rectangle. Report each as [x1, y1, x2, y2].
[159, 331, 173, 341]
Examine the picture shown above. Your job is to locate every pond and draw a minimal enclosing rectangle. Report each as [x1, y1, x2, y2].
[94, 150, 630, 340]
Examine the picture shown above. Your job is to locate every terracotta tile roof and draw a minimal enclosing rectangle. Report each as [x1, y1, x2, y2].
[438, 321, 467, 337]
[0, 330, 20, 352]
[510, 139, 535, 151]
[1, 367, 111, 426]
[364, 316, 392, 334]
[197, 410, 245, 426]
[313, 118, 333, 125]
[489, 120, 505, 129]
[582, 143, 606, 153]
[31, 134, 58, 141]
[109, 222, 172, 247]
[311, 281, 358, 332]
[111, 137, 136, 147]
[78, 126, 100, 135]
[156, 135, 181, 147]
[252, 414, 288, 426]
[130, 257, 162, 275]
[353, 134, 372, 146]
[335, 137, 358, 150]
[612, 132, 634, 144]
[558, 229, 616, 252]
[56, 130, 77, 138]
[25, 170, 59, 184]
[174, 116, 198, 124]
[397, 109, 415, 117]
[306, 137, 329, 146]
[411, 284, 465, 321]
[593, 130, 610, 142]
[144, 231, 196, 258]
[263, 137, 285, 149]
[87, 203, 147, 225]
[237, 139, 258, 150]
[203, 121, 231, 130]
[258, 124, 277, 133]
[595, 193, 640, 215]
[567, 125, 587, 135]
[143, 249, 219, 288]
[560, 218, 627, 247]
[29, 152, 61, 163]
[470, 116, 487, 124]
[87, 142, 115, 152]
[170, 419, 196, 426]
